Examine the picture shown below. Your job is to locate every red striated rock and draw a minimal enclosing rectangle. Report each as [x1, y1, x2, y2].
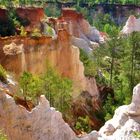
[56, 8, 86, 37]
[61, 8, 83, 20]
[72, 91, 103, 130]
[48, 8, 104, 53]
[16, 7, 45, 25]
[0, 31, 83, 95]
[0, 29, 99, 97]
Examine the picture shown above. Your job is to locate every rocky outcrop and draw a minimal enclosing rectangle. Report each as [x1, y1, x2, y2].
[0, 86, 76, 140]
[98, 83, 140, 140]
[79, 84, 140, 140]
[49, 8, 104, 52]
[121, 15, 140, 34]
[0, 7, 45, 36]
[16, 7, 45, 25]
[3, 42, 23, 55]
[0, 30, 98, 97]
[16, 7, 45, 32]
[0, 83, 140, 140]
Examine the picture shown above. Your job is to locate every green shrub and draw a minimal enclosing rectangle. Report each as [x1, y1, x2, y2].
[44, 6, 60, 17]
[20, 26, 27, 37]
[80, 49, 96, 77]
[75, 116, 91, 133]
[42, 67, 73, 114]
[18, 67, 73, 115]
[103, 95, 117, 121]
[18, 72, 43, 104]
[133, 131, 140, 139]
[0, 65, 7, 83]
[31, 28, 42, 38]
[0, 130, 7, 140]
[45, 26, 54, 37]
[93, 13, 116, 31]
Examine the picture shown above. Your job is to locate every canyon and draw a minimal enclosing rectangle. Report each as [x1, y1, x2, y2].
[0, 6, 140, 140]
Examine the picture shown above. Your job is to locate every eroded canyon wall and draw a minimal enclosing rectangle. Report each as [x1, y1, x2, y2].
[49, 8, 104, 53]
[0, 30, 98, 97]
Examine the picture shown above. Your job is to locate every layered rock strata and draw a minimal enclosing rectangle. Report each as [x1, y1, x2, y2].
[0, 30, 98, 97]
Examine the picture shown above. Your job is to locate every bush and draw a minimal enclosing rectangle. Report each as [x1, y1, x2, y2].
[18, 72, 43, 104]
[20, 26, 27, 37]
[18, 67, 73, 115]
[75, 116, 91, 133]
[103, 95, 117, 121]
[0, 130, 7, 140]
[30, 28, 42, 38]
[42, 67, 73, 114]
[0, 65, 7, 83]
[93, 13, 116, 31]
[80, 49, 96, 77]
[133, 131, 140, 139]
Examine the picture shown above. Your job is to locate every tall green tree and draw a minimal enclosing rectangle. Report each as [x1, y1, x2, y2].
[42, 67, 73, 113]
[19, 72, 43, 103]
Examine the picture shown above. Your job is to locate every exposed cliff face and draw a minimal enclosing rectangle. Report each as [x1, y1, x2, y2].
[0, 30, 98, 97]
[0, 83, 140, 140]
[16, 7, 45, 32]
[16, 7, 45, 24]
[121, 15, 140, 34]
[49, 8, 104, 53]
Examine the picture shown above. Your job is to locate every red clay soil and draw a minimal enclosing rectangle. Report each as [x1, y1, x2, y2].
[16, 7, 45, 24]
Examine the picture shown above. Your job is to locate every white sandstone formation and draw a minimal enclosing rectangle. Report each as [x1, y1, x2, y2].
[3, 42, 23, 55]
[98, 83, 140, 140]
[86, 27, 104, 43]
[121, 15, 140, 34]
[71, 37, 92, 53]
[0, 89, 76, 140]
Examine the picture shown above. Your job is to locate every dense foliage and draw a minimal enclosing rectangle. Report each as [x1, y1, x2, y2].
[18, 67, 73, 114]
[0, 65, 7, 83]
[75, 116, 91, 133]
[0, 130, 7, 140]
[42, 67, 73, 114]
[94, 31, 140, 120]
[80, 49, 96, 77]
[79, 23, 140, 121]
[42, 0, 140, 5]
[19, 72, 43, 103]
